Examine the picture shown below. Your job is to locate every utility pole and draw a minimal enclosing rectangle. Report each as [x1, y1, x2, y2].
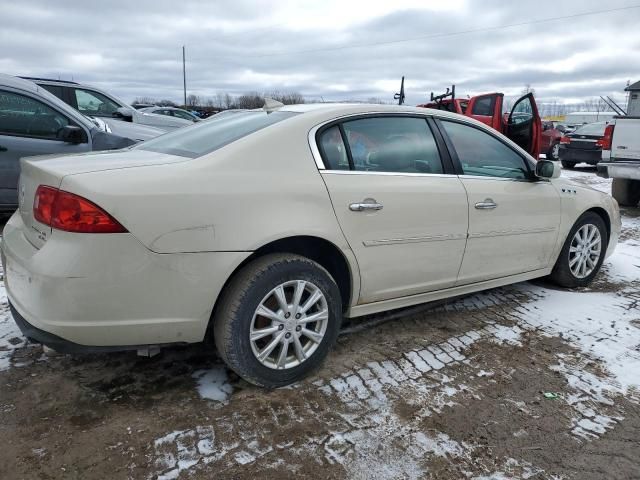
[182, 45, 187, 107]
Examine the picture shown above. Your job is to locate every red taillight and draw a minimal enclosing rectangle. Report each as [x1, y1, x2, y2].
[560, 136, 571, 145]
[33, 186, 127, 234]
[597, 124, 614, 150]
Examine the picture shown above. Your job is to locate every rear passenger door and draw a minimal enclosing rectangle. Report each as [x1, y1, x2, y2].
[317, 115, 469, 305]
[466, 93, 503, 131]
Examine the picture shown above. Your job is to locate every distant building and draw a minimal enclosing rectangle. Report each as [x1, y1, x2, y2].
[626, 80, 640, 116]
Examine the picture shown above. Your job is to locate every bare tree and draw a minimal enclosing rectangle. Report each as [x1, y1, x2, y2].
[186, 94, 201, 107]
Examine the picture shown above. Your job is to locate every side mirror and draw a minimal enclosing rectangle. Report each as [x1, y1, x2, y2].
[60, 125, 87, 144]
[112, 107, 134, 121]
[535, 159, 561, 179]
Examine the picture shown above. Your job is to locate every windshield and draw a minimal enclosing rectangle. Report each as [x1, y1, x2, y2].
[573, 122, 608, 136]
[136, 110, 298, 158]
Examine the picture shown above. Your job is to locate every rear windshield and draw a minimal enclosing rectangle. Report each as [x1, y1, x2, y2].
[136, 110, 298, 158]
[573, 122, 608, 136]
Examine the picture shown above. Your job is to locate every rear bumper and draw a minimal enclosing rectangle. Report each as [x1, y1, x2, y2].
[1, 212, 250, 349]
[559, 146, 602, 165]
[597, 161, 640, 180]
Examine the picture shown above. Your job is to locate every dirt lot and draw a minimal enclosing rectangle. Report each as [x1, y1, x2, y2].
[1, 167, 639, 480]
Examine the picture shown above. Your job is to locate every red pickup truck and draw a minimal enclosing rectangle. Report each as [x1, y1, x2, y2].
[418, 92, 543, 159]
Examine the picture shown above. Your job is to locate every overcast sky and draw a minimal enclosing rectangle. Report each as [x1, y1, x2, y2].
[1, 0, 639, 106]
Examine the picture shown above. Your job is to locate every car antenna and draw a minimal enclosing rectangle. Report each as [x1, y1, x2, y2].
[394, 76, 406, 105]
[263, 97, 284, 113]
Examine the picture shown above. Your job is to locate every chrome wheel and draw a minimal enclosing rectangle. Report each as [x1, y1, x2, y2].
[551, 143, 560, 160]
[568, 224, 602, 279]
[250, 280, 329, 370]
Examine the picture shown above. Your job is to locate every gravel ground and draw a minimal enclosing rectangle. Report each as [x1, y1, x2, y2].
[1, 166, 639, 479]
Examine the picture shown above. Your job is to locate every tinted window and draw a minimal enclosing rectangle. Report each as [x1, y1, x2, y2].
[441, 121, 529, 179]
[574, 122, 607, 136]
[173, 110, 195, 121]
[0, 90, 69, 139]
[137, 110, 298, 158]
[74, 88, 120, 116]
[341, 117, 444, 174]
[471, 96, 494, 116]
[39, 84, 64, 100]
[318, 126, 349, 170]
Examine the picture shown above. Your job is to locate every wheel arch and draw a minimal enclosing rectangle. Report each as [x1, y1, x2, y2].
[207, 235, 357, 341]
[583, 206, 611, 240]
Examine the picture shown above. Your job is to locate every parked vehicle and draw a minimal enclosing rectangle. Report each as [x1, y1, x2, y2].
[140, 106, 200, 122]
[131, 103, 156, 110]
[541, 120, 563, 160]
[22, 77, 192, 131]
[419, 91, 542, 158]
[597, 116, 640, 206]
[558, 121, 610, 169]
[2, 104, 620, 387]
[0, 74, 165, 214]
[563, 111, 616, 128]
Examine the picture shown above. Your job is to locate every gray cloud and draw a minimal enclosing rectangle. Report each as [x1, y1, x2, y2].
[1, 0, 638, 107]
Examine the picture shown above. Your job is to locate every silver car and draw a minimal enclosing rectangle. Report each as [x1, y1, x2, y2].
[140, 106, 200, 123]
[24, 77, 193, 131]
[0, 74, 165, 213]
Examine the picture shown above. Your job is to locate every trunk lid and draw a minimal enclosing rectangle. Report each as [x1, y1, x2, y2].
[17, 149, 188, 249]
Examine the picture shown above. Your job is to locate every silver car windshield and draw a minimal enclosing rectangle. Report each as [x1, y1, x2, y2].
[136, 110, 298, 158]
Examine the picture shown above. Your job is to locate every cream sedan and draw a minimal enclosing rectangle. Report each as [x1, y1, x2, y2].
[1, 103, 620, 387]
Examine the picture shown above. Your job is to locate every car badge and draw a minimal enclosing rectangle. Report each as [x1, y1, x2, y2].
[19, 183, 25, 208]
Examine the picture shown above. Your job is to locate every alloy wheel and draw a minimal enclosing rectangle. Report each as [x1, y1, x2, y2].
[568, 224, 602, 279]
[249, 280, 329, 369]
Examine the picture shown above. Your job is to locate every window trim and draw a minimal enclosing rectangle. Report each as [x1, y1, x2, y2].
[0, 88, 79, 142]
[310, 112, 454, 175]
[433, 117, 536, 181]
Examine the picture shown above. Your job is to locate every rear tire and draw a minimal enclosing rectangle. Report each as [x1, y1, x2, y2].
[549, 143, 560, 161]
[561, 160, 576, 169]
[612, 178, 640, 207]
[213, 253, 342, 388]
[549, 212, 607, 288]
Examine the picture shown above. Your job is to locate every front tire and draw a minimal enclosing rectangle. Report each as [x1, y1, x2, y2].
[612, 178, 640, 207]
[561, 160, 576, 169]
[549, 212, 607, 288]
[213, 254, 342, 388]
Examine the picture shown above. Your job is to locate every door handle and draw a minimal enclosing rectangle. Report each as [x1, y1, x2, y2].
[0, 145, 7, 152]
[475, 199, 497, 210]
[349, 199, 383, 212]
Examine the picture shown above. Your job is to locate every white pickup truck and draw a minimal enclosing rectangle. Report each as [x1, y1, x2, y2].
[597, 116, 640, 206]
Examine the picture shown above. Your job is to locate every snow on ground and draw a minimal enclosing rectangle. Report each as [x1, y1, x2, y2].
[191, 367, 233, 403]
[0, 258, 26, 372]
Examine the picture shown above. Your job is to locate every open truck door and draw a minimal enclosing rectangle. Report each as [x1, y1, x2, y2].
[505, 92, 541, 159]
[465, 93, 503, 131]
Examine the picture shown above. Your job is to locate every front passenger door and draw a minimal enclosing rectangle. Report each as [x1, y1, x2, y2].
[438, 119, 560, 285]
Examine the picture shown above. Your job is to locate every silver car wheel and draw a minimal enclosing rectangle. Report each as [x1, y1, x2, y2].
[250, 280, 329, 370]
[551, 143, 560, 160]
[568, 224, 602, 279]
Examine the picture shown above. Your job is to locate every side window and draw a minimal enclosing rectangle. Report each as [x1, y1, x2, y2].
[0, 90, 70, 139]
[471, 96, 494, 116]
[39, 84, 64, 101]
[317, 126, 349, 170]
[441, 121, 529, 180]
[342, 117, 444, 174]
[74, 88, 120, 116]
[173, 110, 194, 120]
